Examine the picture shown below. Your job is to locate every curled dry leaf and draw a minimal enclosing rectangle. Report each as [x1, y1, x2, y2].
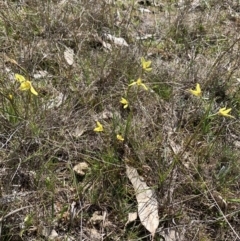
[73, 162, 89, 176]
[103, 33, 129, 47]
[90, 211, 105, 225]
[89, 211, 113, 228]
[126, 164, 159, 239]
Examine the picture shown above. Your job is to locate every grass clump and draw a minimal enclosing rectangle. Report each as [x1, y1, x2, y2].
[1, 0, 240, 240]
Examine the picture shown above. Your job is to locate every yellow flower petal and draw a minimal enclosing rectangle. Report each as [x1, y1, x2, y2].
[136, 78, 148, 90]
[128, 81, 137, 87]
[141, 83, 148, 90]
[19, 81, 31, 91]
[136, 78, 142, 85]
[117, 134, 124, 141]
[120, 97, 129, 109]
[218, 107, 235, 118]
[30, 85, 38, 96]
[141, 57, 152, 72]
[15, 74, 26, 83]
[16, 75, 38, 95]
[94, 121, 103, 132]
[189, 83, 202, 97]
[129, 78, 148, 90]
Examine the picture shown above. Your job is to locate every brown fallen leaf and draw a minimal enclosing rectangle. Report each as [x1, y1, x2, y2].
[64, 48, 74, 65]
[126, 164, 159, 240]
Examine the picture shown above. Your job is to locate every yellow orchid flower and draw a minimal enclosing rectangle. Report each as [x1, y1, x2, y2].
[129, 78, 148, 90]
[94, 121, 103, 132]
[189, 83, 201, 97]
[15, 74, 26, 83]
[218, 107, 235, 118]
[19, 81, 38, 95]
[120, 97, 129, 109]
[117, 134, 124, 141]
[15, 74, 38, 96]
[141, 57, 152, 72]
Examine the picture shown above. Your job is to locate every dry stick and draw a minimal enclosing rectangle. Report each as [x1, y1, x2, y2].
[11, 158, 22, 183]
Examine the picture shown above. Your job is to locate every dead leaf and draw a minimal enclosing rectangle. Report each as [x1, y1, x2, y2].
[101, 110, 113, 119]
[139, 8, 152, 13]
[125, 212, 137, 227]
[104, 33, 128, 47]
[48, 229, 58, 240]
[33, 70, 49, 79]
[126, 165, 159, 239]
[73, 162, 89, 176]
[90, 211, 105, 225]
[64, 48, 74, 65]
